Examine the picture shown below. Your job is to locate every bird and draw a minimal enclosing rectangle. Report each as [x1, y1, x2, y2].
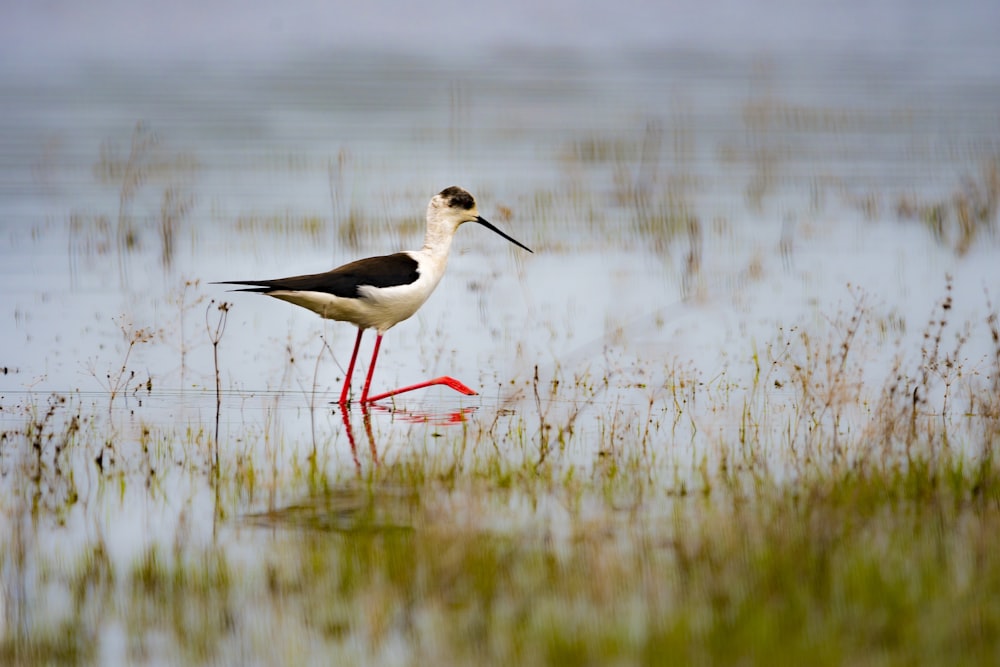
[215, 186, 533, 405]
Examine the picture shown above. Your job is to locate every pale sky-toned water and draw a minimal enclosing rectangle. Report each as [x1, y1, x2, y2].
[2, 4, 999, 663]
[5, 0, 999, 68]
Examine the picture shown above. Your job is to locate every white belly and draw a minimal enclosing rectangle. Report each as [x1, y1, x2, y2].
[266, 271, 442, 333]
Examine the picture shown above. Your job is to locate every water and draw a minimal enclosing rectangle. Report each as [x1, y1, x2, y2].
[4, 37, 999, 502]
[3, 45, 994, 469]
[2, 8, 1000, 662]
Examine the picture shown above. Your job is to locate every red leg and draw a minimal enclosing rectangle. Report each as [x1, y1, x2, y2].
[338, 328, 365, 405]
[359, 333, 478, 403]
[359, 333, 384, 404]
[364, 376, 477, 403]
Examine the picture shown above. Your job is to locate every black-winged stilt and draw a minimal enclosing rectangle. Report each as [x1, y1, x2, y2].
[216, 186, 533, 404]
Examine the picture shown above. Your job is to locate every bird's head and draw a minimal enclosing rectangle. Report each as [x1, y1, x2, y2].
[428, 186, 533, 253]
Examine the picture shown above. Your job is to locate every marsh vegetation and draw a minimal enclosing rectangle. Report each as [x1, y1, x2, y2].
[3, 47, 1000, 665]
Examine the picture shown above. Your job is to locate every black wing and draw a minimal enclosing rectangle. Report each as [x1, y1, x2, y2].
[214, 253, 420, 299]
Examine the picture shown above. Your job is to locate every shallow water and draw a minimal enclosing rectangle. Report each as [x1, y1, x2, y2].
[2, 31, 1000, 663]
[4, 41, 999, 511]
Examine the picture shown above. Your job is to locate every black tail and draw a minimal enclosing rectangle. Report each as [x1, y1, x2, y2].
[210, 280, 278, 293]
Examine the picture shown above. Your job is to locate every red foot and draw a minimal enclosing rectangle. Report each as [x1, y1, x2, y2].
[363, 376, 477, 403]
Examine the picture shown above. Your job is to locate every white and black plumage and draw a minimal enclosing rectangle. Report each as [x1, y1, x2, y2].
[216, 186, 533, 404]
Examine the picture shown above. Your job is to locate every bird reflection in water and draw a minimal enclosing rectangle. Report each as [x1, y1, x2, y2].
[337, 402, 478, 474]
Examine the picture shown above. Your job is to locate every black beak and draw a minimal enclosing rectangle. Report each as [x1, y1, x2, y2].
[475, 216, 534, 253]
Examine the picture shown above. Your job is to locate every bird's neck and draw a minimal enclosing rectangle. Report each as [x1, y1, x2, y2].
[421, 223, 455, 261]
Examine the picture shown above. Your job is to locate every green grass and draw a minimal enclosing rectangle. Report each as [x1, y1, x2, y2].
[3, 421, 998, 665]
[251, 459, 1000, 666]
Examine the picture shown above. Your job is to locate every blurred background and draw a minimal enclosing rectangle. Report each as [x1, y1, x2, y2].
[2, 0, 998, 390]
[6, 0, 999, 65]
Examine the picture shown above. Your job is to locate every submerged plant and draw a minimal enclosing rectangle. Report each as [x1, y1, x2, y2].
[206, 299, 230, 471]
[68, 122, 198, 284]
[895, 155, 1000, 255]
[86, 316, 154, 414]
